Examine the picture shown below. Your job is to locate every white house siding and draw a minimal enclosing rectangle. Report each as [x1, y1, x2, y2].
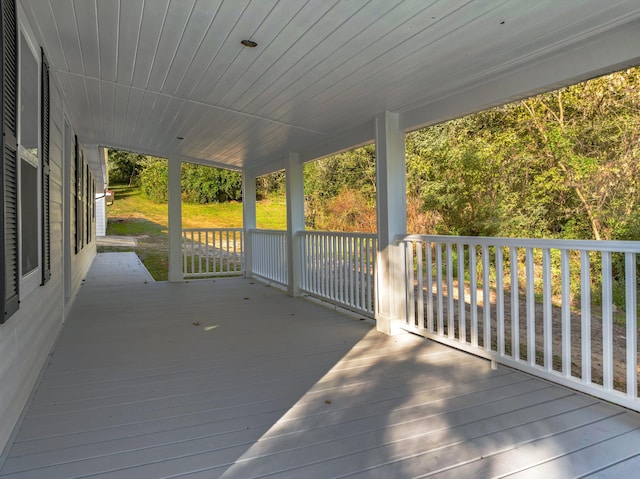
[0, 75, 95, 454]
[95, 196, 106, 237]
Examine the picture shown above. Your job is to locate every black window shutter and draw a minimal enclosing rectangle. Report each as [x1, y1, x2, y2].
[80, 150, 85, 247]
[87, 172, 91, 243]
[85, 163, 89, 244]
[91, 175, 96, 222]
[88, 175, 94, 242]
[74, 137, 78, 253]
[41, 48, 50, 285]
[1, 0, 19, 323]
[75, 139, 82, 253]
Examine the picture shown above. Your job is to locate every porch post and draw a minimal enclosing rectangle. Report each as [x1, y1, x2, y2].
[285, 151, 304, 296]
[167, 158, 183, 282]
[242, 169, 257, 277]
[375, 111, 407, 335]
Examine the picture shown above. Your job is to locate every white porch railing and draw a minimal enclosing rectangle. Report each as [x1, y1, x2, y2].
[299, 231, 377, 317]
[250, 229, 288, 286]
[398, 234, 640, 411]
[185, 225, 640, 411]
[182, 228, 244, 278]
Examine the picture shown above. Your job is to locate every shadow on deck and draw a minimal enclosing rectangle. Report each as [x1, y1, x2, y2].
[1, 253, 639, 478]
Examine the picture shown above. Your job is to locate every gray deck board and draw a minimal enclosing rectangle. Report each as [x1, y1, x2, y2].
[1, 252, 639, 478]
[582, 453, 640, 478]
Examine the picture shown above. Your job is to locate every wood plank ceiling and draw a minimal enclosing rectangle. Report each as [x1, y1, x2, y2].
[21, 0, 640, 172]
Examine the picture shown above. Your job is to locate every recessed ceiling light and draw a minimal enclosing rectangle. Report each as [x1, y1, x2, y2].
[241, 39, 258, 48]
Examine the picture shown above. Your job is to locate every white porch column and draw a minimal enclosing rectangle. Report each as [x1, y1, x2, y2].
[285, 151, 304, 296]
[168, 158, 183, 282]
[242, 169, 257, 277]
[375, 111, 407, 335]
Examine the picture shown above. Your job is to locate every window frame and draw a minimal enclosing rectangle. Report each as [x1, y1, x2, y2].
[16, 15, 42, 299]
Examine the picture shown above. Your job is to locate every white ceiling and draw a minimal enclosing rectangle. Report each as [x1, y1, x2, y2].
[21, 0, 640, 173]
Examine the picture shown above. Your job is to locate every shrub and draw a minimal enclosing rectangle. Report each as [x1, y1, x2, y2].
[139, 159, 169, 202]
[316, 187, 376, 233]
[138, 160, 243, 204]
[181, 164, 242, 203]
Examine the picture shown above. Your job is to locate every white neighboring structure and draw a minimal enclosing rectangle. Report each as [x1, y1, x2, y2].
[95, 195, 106, 237]
[92, 146, 108, 237]
[95, 146, 108, 237]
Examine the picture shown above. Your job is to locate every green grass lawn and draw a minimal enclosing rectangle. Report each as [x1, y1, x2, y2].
[99, 185, 286, 280]
[106, 185, 287, 229]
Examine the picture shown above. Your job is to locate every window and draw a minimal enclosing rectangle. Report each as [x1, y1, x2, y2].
[18, 29, 41, 296]
[74, 144, 94, 253]
[20, 160, 38, 274]
[75, 142, 84, 253]
[1, 1, 50, 322]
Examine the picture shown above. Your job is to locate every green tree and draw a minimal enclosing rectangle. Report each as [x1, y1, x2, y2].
[139, 158, 168, 202]
[108, 149, 146, 185]
[518, 68, 640, 240]
[305, 145, 377, 205]
[181, 164, 242, 203]
[138, 159, 243, 204]
[405, 66, 640, 241]
[256, 171, 286, 199]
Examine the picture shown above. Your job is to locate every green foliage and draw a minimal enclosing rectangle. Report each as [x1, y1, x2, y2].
[127, 67, 640, 243]
[137, 159, 242, 204]
[315, 187, 377, 233]
[108, 149, 146, 185]
[181, 163, 242, 203]
[400, 66, 640, 241]
[305, 145, 377, 205]
[256, 171, 286, 199]
[304, 145, 378, 230]
[299, 67, 639, 310]
[139, 159, 169, 203]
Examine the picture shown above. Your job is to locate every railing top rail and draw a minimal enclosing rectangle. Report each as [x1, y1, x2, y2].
[398, 233, 640, 253]
[249, 228, 287, 235]
[249, 228, 377, 240]
[299, 230, 377, 239]
[182, 227, 243, 233]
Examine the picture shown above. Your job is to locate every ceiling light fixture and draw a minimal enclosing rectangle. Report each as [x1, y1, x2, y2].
[241, 39, 258, 48]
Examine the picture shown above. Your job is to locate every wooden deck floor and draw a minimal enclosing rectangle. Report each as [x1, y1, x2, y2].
[1, 252, 639, 478]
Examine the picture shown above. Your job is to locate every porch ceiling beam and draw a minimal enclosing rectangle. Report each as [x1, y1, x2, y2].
[247, 157, 288, 179]
[265, 19, 640, 173]
[400, 19, 640, 133]
[249, 120, 376, 178]
[25, 0, 640, 176]
[81, 138, 243, 172]
[299, 121, 374, 165]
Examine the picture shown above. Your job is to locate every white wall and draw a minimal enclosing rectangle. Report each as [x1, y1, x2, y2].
[95, 196, 106, 237]
[0, 74, 95, 455]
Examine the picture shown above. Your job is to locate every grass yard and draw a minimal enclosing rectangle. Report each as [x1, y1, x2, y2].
[98, 185, 286, 280]
[106, 185, 287, 229]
